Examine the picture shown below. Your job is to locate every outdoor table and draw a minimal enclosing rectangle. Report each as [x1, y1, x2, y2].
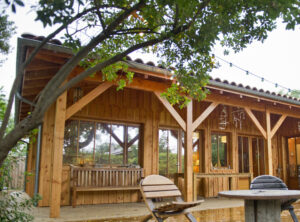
[218, 189, 300, 222]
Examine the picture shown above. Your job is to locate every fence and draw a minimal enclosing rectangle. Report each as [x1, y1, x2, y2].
[9, 157, 26, 190]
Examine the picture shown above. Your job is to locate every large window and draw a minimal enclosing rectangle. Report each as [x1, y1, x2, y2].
[211, 132, 229, 168]
[63, 120, 140, 167]
[159, 128, 184, 178]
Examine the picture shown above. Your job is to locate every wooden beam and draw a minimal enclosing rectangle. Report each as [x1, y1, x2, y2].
[244, 107, 267, 139]
[66, 82, 113, 119]
[81, 73, 300, 118]
[266, 109, 273, 175]
[50, 91, 67, 218]
[184, 101, 193, 202]
[192, 102, 219, 131]
[206, 93, 300, 119]
[270, 114, 287, 138]
[154, 91, 186, 131]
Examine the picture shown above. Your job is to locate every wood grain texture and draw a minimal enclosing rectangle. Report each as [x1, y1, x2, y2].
[50, 91, 67, 218]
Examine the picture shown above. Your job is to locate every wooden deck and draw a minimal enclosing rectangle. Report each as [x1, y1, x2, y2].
[33, 198, 244, 222]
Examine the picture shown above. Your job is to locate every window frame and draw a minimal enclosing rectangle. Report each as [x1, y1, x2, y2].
[211, 131, 230, 169]
[63, 119, 141, 167]
[158, 127, 184, 178]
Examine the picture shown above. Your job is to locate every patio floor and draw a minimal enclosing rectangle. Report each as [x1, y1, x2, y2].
[32, 198, 244, 222]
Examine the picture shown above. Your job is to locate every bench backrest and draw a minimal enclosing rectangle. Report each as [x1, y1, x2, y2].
[140, 175, 182, 199]
[70, 166, 144, 188]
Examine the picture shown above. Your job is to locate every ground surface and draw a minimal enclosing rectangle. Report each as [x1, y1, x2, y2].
[32, 198, 244, 222]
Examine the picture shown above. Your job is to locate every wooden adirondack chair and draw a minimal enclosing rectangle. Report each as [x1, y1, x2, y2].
[140, 175, 203, 222]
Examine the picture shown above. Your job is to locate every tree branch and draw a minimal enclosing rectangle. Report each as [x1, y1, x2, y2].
[31, 0, 146, 118]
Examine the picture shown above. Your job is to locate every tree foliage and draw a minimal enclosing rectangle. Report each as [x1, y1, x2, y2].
[1, 0, 300, 165]
[0, 14, 15, 65]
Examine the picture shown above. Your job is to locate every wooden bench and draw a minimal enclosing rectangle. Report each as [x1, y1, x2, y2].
[70, 165, 144, 207]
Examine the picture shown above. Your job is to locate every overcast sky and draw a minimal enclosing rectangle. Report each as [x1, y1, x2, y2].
[1, 4, 300, 98]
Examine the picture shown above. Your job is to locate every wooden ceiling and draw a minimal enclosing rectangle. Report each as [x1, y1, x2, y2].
[19, 47, 71, 121]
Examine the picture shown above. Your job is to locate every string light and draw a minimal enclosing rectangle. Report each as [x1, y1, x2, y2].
[213, 55, 294, 95]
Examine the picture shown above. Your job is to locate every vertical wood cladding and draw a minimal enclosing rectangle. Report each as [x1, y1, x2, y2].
[31, 86, 296, 205]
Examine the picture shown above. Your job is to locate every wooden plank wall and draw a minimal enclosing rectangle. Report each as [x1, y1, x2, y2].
[28, 86, 300, 205]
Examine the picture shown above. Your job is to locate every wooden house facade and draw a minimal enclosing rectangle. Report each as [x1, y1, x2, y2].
[16, 36, 300, 218]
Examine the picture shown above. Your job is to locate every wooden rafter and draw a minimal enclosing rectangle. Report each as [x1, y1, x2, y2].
[270, 114, 287, 138]
[244, 107, 267, 139]
[66, 82, 113, 120]
[154, 91, 186, 131]
[192, 102, 219, 131]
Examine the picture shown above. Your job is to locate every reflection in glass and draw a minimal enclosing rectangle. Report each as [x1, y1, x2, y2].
[79, 121, 95, 164]
[63, 120, 78, 164]
[159, 129, 180, 178]
[159, 130, 168, 176]
[127, 126, 139, 165]
[111, 124, 124, 165]
[63, 120, 140, 167]
[238, 136, 249, 173]
[211, 133, 228, 168]
[95, 123, 110, 165]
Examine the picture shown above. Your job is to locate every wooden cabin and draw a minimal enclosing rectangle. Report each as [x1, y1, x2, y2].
[16, 36, 300, 218]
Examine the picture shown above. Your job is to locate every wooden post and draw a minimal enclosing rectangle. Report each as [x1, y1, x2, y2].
[184, 101, 193, 201]
[50, 91, 67, 218]
[266, 110, 273, 175]
[281, 137, 287, 184]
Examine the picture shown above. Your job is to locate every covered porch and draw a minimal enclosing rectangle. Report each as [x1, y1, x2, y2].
[16, 37, 300, 218]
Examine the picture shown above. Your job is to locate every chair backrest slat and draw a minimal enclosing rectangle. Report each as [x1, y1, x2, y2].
[142, 184, 178, 192]
[143, 190, 182, 198]
[141, 175, 182, 199]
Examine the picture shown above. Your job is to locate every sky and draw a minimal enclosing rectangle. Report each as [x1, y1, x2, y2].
[1, 3, 300, 99]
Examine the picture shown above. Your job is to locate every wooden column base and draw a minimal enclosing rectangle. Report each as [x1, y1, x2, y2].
[245, 199, 281, 222]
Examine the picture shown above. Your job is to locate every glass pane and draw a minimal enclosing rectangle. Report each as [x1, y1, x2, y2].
[238, 136, 249, 173]
[95, 123, 110, 166]
[238, 136, 243, 173]
[111, 124, 124, 165]
[159, 129, 168, 176]
[193, 132, 200, 173]
[168, 130, 178, 176]
[211, 134, 218, 167]
[63, 120, 78, 164]
[243, 137, 249, 173]
[259, 138, 265, 174]
[127, 126, 139, 165]
[219, 135, 227, 167]
[79, 121, 95, 165]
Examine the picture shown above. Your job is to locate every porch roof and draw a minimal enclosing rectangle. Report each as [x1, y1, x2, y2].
[15, 36, 300, 123]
